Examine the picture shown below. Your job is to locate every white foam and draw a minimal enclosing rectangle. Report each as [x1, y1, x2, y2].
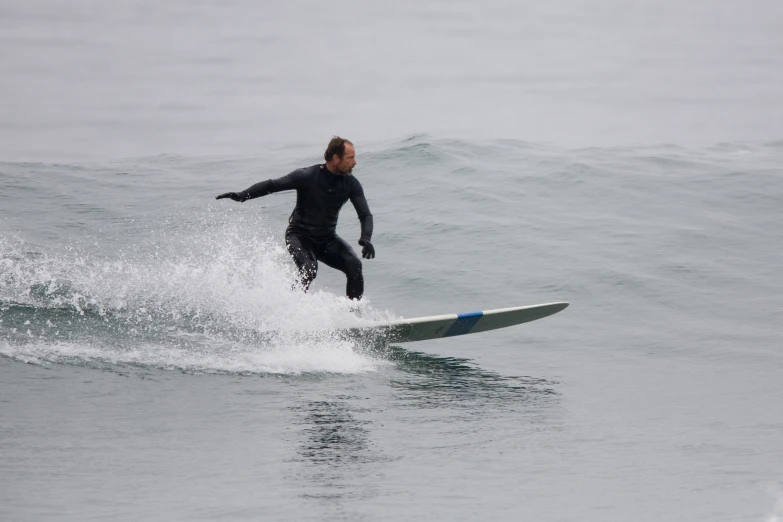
[0, 217, 399, 375]
[0, 338, 384, 375]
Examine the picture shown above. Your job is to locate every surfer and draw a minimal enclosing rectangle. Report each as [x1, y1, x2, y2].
[215, 137, 374, 301]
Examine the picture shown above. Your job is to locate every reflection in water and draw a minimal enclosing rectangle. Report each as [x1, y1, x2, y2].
[383, 344, 559, 411]
[290, 397, 386, 515]
[289, 344, 559, 517]
[294, 399, 372, 467]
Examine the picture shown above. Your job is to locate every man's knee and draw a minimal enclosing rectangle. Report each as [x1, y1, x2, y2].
[344, 256, 362, 277]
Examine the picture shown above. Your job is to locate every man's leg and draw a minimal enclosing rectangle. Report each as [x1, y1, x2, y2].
[285, 231, 318, 292]
[319, 236, 363, 300]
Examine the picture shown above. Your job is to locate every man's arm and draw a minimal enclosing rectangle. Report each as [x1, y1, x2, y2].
[216, 169, 308, 202]
[350, 179, 375, 259]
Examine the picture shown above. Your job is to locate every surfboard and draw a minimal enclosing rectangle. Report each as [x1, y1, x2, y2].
[347, 301, 568, 343]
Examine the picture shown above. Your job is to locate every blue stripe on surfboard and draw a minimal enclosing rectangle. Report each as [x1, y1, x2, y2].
[443, 311, 484, 337]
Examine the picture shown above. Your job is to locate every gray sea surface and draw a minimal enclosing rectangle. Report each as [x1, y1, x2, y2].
[2, 1, 782, 521]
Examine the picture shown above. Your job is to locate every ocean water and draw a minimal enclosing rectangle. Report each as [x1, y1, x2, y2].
[2, 1, 783, 521]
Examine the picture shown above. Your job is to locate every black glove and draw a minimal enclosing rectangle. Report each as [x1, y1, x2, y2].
[215, 191, 247, 202]
[358, 239, 375, 259]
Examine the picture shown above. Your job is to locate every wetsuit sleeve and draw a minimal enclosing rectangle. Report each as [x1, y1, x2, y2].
[350, 178, 374, 242]
[239, 169, 309, 201]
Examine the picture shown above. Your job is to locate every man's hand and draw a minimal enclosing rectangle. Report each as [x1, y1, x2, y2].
[216, 192, 245, 202]
[358, 239, 375, 259]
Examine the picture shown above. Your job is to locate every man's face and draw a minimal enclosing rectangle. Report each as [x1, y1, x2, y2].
[335, 143, 357, 174]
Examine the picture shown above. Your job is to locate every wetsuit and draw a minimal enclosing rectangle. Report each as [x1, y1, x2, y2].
[236, 164, 373, 299]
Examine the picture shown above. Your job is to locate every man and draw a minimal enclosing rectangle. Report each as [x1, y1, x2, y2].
[216, 137, 374, 301]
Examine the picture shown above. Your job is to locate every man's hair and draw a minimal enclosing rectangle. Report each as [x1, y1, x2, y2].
[324, 136, 353, 161]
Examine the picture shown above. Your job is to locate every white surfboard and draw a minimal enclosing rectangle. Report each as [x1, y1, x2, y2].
[348, 301, 568, 343]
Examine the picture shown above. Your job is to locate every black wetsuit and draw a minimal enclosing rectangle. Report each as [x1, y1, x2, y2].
[237, 164, 373, 299]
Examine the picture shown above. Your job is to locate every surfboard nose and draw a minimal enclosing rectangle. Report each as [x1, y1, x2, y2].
[538, 301, 569, 317]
